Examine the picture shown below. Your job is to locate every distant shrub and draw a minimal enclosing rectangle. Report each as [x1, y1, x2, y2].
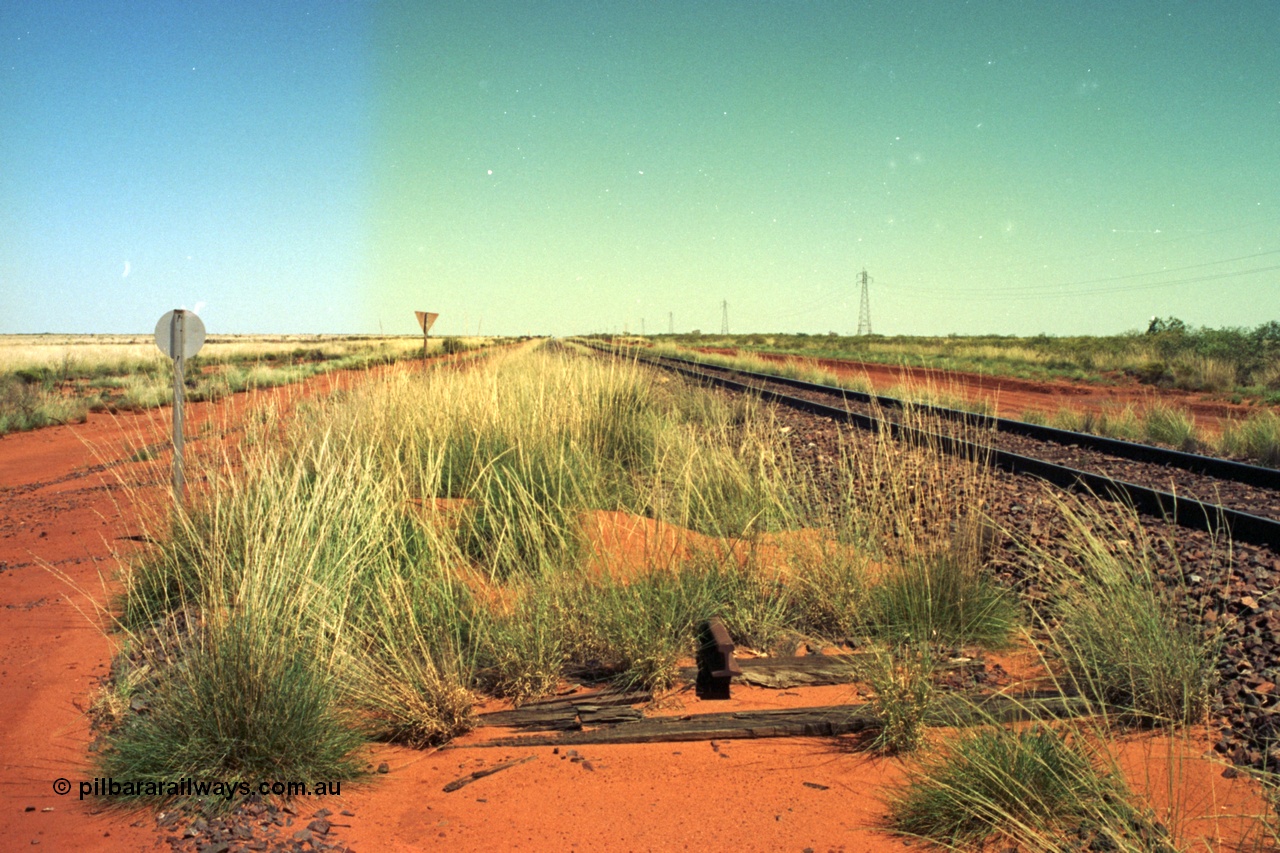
[1174, 356, 1236, 392]
[1140, 403, 1199, 452]
[1221, 410, 1280, 468]
[0, 375, 88, 434]
[1127, 361, 1174, 387]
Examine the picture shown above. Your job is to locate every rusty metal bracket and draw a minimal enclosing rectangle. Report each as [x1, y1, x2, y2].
[696, 617, 741, 700]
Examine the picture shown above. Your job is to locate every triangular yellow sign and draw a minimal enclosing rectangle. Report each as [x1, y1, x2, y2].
[414, 311, 439, 333]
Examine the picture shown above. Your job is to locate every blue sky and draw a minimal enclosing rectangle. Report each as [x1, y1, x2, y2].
[2, 3, 369, 334]
[3, 2, 1278, 337]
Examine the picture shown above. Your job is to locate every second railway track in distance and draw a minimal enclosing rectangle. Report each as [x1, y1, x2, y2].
[603, 344, 1280, 550]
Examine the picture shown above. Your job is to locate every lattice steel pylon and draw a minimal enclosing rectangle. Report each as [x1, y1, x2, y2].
[856, 269, 872, 336]
[720, 300, 729, 334]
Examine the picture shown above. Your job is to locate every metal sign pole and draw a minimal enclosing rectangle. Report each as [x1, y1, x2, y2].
[153, 307, 204, 507]
[414, 311, 439, 362]
[171, 310, 186, 503]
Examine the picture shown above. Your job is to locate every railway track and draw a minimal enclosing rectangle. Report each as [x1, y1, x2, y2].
[604, 345, 1280, 551]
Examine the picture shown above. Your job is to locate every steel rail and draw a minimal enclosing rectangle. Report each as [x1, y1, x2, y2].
[636, 349, 1280, 490]
[593, 344, 1280, 550]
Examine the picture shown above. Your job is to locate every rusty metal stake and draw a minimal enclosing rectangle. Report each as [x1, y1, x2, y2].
[696, 616, 741, 700]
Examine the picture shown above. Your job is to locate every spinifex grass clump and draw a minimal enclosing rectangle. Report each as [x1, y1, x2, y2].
[1222, 409, 1280, 467]
[834, 401, 1017, 648]
[1049, 405, 1143, 442]
[785, 543, 872, 643]
[1141, 402, 1200, 452]
[343, 571, 477, 746]
[889, 724, 1173, 851]
[871, 550, 1016, 648]
[99, 614, 365, 811]
[856, 642, 935, 754]
[459, 443, 588, 580]
[1030, 499, 1219, 726]
[473, 586, 564, 705]
[707, 555, 797, 654]
[553, 566, 721, 692]
[106, 409, 480, 801]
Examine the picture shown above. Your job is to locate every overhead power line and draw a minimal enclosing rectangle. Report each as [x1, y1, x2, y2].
[930, 248, 1280, 299]
[943, 215, 1280, 278]
[891, 262, 1280, 302]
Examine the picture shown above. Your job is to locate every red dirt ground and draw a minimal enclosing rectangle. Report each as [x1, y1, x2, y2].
[696, 347, 1263, 435]
[1, 355, 1273, 851]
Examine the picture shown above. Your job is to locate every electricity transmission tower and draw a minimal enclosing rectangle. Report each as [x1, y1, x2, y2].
[720, 300, 729, 334]
[668, 312, 674, 334]
[856, 269, 873, 336]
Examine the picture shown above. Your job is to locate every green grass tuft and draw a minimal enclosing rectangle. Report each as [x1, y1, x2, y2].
[99, 615, 365, 811]
[871, 552, 1017, 648]
[889, 724, 1172, 851]
[1221, 410, 1280, 467]
[1032, 499, 1220, 726]
[856, 642, 935, 754]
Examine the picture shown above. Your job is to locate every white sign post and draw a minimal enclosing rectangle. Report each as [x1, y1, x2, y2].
[154, 309, 206, 503]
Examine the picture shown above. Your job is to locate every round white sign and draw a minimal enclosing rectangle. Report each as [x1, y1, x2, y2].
[154, 310, 206, 359]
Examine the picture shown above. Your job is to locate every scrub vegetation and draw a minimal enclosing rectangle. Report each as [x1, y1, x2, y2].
[91, 341, 1247, 846]
[884, 497, 1223, 851]
[97, 342, 1015, 808]
[639, 319, 1280, 397]
[636, 336, 1280, 468]
[0, 334, 489, 435]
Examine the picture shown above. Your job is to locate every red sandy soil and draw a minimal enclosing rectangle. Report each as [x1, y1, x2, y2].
[697, 348, 1263, 435]
[1, 355, 1273, 851]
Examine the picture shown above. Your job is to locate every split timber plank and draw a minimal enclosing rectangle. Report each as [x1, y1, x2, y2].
[457, 693, 1094, 748]
[518, 689, 652, 709]
[477, 689, 651, 730]
[578, 706, 644, 725]
[677, 653, 979, 689]
[475, 706, 578, 730]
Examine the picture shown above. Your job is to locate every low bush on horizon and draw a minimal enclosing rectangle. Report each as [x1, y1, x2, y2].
[639, 319, 1280, 395]
[636, 336, 1280, 468]
[0, 335, 496, 437]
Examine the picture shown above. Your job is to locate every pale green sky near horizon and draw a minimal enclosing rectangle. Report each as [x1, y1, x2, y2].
[3, 2, 1278, 337]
